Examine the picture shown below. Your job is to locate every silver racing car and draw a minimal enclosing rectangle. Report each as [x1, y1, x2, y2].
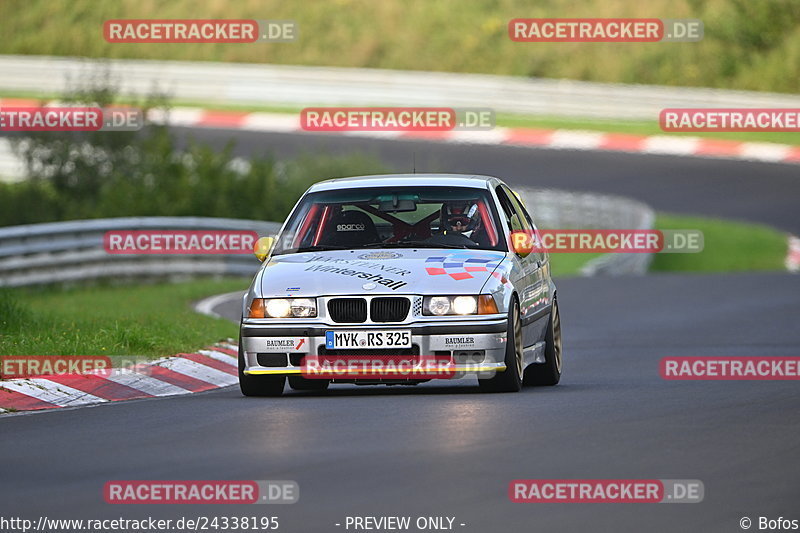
[238, 174, 562, 396]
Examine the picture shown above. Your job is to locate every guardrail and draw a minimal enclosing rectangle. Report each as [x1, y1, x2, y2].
[0, 217, 281, 287]
[1, 55, 799, 120]
[0, 189, 655, 287]
[518, 188, 655, 276]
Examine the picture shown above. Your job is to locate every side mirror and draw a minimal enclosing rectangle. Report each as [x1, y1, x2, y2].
[510, 230, 534, 257]
[253, 236, 276, 262]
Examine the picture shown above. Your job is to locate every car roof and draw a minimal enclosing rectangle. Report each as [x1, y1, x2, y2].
[307, 174, 502, 192]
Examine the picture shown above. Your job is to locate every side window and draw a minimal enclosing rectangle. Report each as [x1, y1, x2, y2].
[499, 185, 532, 233]
[507, 188, 536, 230]
[494, 186, 516, 230]
[504, 186, 546, 263]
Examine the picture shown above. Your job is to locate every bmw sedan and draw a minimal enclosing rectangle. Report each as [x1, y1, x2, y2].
[238, 174, 562, 396]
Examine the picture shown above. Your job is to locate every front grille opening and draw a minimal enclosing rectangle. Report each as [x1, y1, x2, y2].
[256, 353, 288, 367]
[454, 350, 485, 363]
[328, 298, 367, 323]
[370, 297, 410, 322]
[318, 344, 420, 357]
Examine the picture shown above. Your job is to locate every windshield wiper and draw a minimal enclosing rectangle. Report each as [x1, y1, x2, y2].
[360, 240, 472, 249]
[289, 245, 348, 253]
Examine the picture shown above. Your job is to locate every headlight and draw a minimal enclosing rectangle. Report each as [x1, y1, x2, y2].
[427, 296, 451, 316]
[452, 296, 477, 315]
[265, 299, 291, 318]
[423, 295, 489, 316]
[249, 298, 317, 318]
[290, 298, 316, 318]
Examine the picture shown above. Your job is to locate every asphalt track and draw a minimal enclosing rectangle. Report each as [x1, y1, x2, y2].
[1, 130, 799, 533]
[173, 128, 800, 234]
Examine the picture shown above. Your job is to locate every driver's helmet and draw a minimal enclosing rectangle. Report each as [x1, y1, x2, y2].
[441, 201, 480, 234]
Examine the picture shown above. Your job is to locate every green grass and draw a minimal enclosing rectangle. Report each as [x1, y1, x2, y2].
[0, 278, 245, 357]
[0, 0, 798, 93]
[650, 214, 788, 272]
[549, 214, 789, 276]
[549, 253, 603, 277]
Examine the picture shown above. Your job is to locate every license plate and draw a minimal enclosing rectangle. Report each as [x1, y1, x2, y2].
[325, 330, 411, 349]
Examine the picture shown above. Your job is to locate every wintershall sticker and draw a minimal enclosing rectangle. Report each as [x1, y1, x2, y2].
[0, 107, 143, 132]
[304, 255, 410, 276]
[509, 479, 704, 503]
[103, 19, 298, 43]
[0, 356, 111, 379]
[104, 480, 298, 504]
[661, 357, 800, 380]
[104, 230, 259, 254]
[305, 264, 407, 290]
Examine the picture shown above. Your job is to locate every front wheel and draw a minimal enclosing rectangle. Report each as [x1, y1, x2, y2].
[523, 299, 562, 386]
[238, 336, 286, 397]
[479, 299, 523, 393]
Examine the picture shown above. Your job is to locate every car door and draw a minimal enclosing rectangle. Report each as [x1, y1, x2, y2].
[505, 188, 550, 338]
[495, 185, 540, 348]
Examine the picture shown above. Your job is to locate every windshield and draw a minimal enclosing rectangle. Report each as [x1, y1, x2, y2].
[272, 186, 506, 254]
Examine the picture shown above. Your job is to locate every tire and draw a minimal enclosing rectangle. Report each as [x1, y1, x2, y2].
[479, 299, 523, 393]
[523, 299, 562, 386]
[238, 335, 286, 397]
[288, 375, 329, 391]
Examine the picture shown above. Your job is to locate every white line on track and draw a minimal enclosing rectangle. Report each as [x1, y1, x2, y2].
[0, 379, 107, 407]
[739, 142, 793, 163]
[194, 290, 244, 319]
[642, 136, 701, 155]
[197, 350, 238, 367]
[102, 370, 191, 397]
[150, 357, 238, 387]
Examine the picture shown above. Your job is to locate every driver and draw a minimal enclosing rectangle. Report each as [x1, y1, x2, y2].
[441, 201, 480, 238]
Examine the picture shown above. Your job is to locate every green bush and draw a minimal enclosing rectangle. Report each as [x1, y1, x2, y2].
[1, 83, 388, 227]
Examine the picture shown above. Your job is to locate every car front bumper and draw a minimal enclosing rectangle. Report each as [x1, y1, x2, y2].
[240, 318, 509, 378]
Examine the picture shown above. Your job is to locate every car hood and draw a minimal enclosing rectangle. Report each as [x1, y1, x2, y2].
[260, 248, 507, 297]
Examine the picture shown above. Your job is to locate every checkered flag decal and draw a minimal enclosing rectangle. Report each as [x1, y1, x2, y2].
[424, 254, 503, 281]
